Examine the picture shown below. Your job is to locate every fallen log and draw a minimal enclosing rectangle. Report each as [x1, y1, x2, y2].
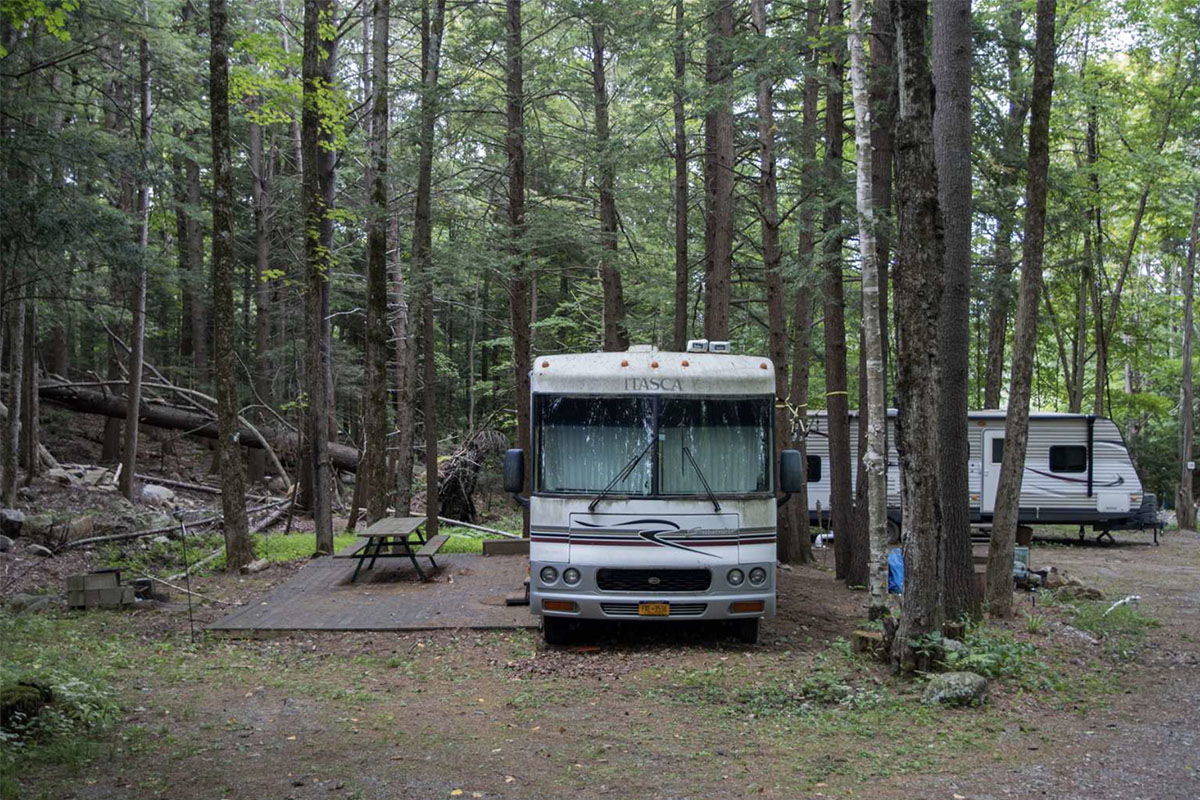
[436, 516, 520, 539]
[133, 473, 275, 502]
[61, 500, 285, 550]
[39, 382, 360, 472]
[252, 503, 290, 532]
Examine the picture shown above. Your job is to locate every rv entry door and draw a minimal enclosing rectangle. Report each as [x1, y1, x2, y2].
[981, 430, 1004, 514]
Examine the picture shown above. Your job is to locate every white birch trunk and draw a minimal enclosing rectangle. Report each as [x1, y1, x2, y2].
[849, 0, 888, 615]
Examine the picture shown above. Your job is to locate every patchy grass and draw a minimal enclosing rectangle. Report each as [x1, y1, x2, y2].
[1069, 599, 1160, 659]
[0, 614, 125, 799]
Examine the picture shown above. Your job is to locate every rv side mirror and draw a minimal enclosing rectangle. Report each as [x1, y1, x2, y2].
[779, 449, 803, 495]
[503, 448, 526, 495]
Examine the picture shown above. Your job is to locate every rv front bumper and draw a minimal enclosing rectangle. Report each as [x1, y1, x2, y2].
[531, 561, 776, 621]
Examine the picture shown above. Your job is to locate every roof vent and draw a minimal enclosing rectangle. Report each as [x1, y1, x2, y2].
[686, 339, 708, 353]
[708, 341, 731, 353]
[626, 344, 654, 353]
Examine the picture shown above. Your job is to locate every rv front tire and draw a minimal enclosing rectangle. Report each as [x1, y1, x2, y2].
[733, 618, 760, 645]
[543, 616, 572, 646]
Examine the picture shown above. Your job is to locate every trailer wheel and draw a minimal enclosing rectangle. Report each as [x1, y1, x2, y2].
[733, 618, 760, 645]
[543, 616, 572, 646]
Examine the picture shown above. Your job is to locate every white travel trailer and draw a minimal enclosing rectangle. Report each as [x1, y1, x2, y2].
[503, 343, 803, 645]
[804, 410, 1146, 534]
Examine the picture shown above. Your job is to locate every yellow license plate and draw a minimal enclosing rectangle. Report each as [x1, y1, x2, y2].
[638, 602, 670, 616]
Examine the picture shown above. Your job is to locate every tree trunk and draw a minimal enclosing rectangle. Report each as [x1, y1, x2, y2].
[248, 119, 272, 485]
[750, 0, 791, 562]
[702, 0, 734, 341]
[20, 301, 40, 483]
[986, 0, 1057, 619]
[671, 0, 689, 352]
[506, 0, 531, 534]
[362, 0, 391, 525]
[414, 0, 446, 536]
[391, 229, 416, 515]
[1178, 191, 1198, 531]
[824, 0, 854, 582]
[101, 55, 127, 464]
[982, 8, 1025, 410]
[890, 0, 947, 670]
[592, 21, 629, 352]
[119, 28, 151, 502]
[786, 289, 815, 564]
[1087, 100, 1108, 416]
[847, 0, 887, 614]
[209, 0, 254, 571]
[2, 293, 24, 506]
[302, 0, 338, 553]
[933, 0, 979, 620]
[780, 0, 823, 567]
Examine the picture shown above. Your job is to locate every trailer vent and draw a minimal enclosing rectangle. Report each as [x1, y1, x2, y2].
[596, 568, 711, 592]
[600, 603, 708, 617]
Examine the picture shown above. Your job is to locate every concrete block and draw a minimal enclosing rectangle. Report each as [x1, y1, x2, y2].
[66, 572, 119, 592]
[483, 538, 529, 556]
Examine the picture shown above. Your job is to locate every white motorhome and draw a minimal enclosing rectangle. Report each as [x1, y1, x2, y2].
[504, 343, 803, 645]
[804, 410, 1145, 533]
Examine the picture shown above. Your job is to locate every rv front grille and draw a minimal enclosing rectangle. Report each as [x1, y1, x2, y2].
[600, 603, 708, 617]
[595, 568, 711, 592]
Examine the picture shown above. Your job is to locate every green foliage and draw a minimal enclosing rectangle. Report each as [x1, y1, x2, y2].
[909, 624, 1062, 690]
[0, 0, 78, 54]
[0, 615, 122, 786]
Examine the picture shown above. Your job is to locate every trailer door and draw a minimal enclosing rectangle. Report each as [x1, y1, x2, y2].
[981, 430, 1004, 514]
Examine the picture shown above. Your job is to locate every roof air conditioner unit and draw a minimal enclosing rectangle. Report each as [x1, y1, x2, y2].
[686, 339, 709, 353]
[707, 341, 731, 353]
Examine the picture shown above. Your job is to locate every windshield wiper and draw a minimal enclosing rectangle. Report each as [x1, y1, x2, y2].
[588, 437, 655, 512]
[683, 446, 721, 512]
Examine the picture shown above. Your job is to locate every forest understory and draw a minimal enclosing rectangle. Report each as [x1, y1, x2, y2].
[2, 410, 1198, 800]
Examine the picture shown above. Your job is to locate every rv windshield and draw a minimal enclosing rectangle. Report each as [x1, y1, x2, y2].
[535, 395, 772, 496]
[659, 397, 771, 494]
[537, 396, 653, 494]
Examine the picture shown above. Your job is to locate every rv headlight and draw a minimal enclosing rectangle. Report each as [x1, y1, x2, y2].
[562, 568, 581, 585]
[748, 567, 768, 586]
[727, 569, 745, 586]
[539, 566, 559, 585]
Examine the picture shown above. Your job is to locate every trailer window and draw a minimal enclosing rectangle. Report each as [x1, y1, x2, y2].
[991, 438, 1005, 464]
[1049, 445, 1087, 473]
[658, 398, 771, 494]
[807, 455, 822, 482]
[536, 396, 653, 494]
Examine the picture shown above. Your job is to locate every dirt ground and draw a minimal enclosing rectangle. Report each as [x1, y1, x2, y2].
[5, 525, 1196, 800]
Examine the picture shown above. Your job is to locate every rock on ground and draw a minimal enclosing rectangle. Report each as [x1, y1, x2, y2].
[24, 543, 54, 558]
[922, 671, 990, 707]
[141, 484, 177, 507]
[1, 508, 24, 537]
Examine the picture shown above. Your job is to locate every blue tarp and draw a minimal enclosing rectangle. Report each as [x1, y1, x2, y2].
[887, 547, 904, 593]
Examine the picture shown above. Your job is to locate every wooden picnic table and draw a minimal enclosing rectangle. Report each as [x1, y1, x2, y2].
[347, 516, 448, 582]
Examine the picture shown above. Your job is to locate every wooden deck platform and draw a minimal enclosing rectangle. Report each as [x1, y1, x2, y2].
[207, 553, 536, 635]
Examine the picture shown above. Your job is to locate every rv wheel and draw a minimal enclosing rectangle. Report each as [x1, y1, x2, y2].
[543, 616, 572, 646]
[733, 618, 760, 645]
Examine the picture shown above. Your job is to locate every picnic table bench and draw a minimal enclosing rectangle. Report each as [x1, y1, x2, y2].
[337, 516, 448, 582]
